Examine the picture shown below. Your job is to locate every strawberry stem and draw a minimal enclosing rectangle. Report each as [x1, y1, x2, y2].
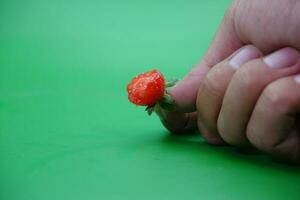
[165, 79, 179, 88]
[158, 93, 176, 111]
[145, 105, 156, 115]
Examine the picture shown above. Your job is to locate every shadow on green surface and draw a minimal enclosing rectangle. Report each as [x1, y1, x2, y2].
[159, 132, 300, 172]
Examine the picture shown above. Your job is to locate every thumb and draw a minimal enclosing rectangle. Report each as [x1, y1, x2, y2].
[169, 3, 243, 112]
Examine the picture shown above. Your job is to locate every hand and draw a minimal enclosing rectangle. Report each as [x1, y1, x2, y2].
[157, 0, 300, 163]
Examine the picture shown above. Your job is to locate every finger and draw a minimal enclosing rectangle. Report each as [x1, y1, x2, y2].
[169, 2, 243, 112]
[197, 45, 262, 144]
[247, 76, 300, 163]
[218, 47, 300, 147]
[156, 2, 242, 134]
[155, 106, 197, 134]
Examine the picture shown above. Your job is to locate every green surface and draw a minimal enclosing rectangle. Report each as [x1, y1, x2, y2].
[0, 0, 299, 199]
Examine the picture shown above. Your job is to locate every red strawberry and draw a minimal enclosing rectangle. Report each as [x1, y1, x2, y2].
[127, 69, 178, 115]
[127, 70, 165, 106]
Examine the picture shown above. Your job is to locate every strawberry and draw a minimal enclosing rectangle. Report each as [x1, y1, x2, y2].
[127, 70, 165, 106]
[127, 69, 178, 115]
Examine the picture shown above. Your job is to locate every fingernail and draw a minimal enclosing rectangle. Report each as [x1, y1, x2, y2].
[263, 47, 300, 69]
[294, 75, 300, 84]
[229, 45, 261, 70]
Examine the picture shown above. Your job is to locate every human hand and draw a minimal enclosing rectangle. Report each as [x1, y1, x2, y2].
[158, 0, 300, 163]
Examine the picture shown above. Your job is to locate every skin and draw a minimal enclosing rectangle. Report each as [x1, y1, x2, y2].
[157, 0, 300, 163]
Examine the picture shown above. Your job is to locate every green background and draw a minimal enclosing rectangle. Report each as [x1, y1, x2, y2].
[1, 0, 299, 199]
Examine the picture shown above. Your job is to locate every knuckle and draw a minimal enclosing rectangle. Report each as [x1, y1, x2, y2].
[200, 67, 224, 97]
[198, 118, 223, 145]
[233, 66, 257, 90]
[217, 116, 226, 137]
[218, 113, 249, 147]
[246, 126, 274, 155]
[262, 81, 288, 110]
[246, 125, 266, 151]
[246, 125, 258, 145]
[217, 115, 234, 145]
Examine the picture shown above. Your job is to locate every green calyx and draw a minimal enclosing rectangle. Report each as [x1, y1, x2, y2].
[145, 79, 179, 115]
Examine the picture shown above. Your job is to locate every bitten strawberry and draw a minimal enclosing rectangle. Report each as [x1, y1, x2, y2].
[127, 69, 177, 115]
[127, 70, 165, 106]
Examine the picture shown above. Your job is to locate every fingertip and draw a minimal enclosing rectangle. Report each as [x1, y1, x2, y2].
[155, 106, 197, 134]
